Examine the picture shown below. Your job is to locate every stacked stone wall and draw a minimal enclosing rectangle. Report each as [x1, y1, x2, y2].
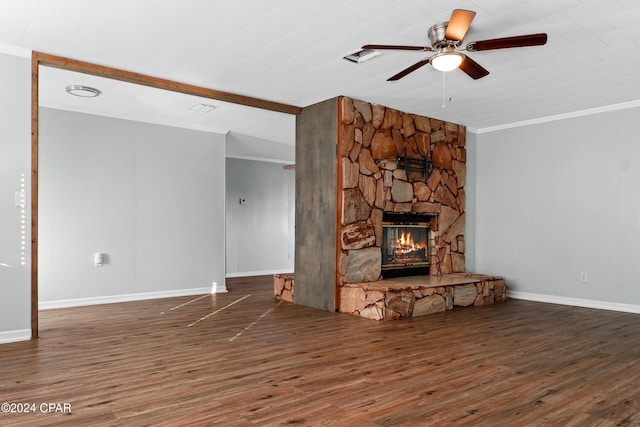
[338, 97, 467, 286]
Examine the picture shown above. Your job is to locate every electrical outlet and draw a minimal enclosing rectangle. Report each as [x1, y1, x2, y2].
[580, 272, 588, 282]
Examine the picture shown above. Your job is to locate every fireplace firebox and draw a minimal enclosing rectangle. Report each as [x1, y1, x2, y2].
[381, 213, 431, 278]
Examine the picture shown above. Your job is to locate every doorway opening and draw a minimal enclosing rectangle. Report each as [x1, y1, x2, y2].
[31, 52, 300, 339]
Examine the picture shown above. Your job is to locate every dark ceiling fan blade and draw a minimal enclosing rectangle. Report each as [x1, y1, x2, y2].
[387, 59, 431, 81]
[458, 55, 489, 80]
[362, 44, 434, 52]
[445, 9, 476, 41]
[467, 33, 548, 51]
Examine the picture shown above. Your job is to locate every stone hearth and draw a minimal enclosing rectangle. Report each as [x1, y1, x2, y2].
[273, 274, 294, 303]
[275, 273, 507, 320]
[339, 274, 506, 320]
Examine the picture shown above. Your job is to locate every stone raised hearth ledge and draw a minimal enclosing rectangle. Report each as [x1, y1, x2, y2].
[340, 273, 506, 320]
[274, 274, 294, 303]
[276, 273, 507, 320]
[290, 96, 506, 319]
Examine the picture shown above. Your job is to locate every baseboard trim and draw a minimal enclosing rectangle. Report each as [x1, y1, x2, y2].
[226, 269, 293, 278]
[0, 329, 31, 344]
[212, 281, 228, 293]
[39, 287, 212, 310]
[508, 291, 640, 314]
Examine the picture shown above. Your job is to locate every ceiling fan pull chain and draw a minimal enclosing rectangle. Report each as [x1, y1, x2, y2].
[442, 71, 446, 108]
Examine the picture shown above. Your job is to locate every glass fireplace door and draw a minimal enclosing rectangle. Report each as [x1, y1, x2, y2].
[381, 224, 430, 269]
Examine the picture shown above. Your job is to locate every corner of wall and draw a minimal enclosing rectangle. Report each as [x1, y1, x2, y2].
[464, 130, 477, 273]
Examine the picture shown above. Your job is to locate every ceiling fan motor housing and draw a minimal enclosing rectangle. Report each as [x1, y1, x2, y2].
[428, 22, 456, 49]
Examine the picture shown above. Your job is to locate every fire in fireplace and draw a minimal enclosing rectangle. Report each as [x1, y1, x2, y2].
[381, 213, 431, 278]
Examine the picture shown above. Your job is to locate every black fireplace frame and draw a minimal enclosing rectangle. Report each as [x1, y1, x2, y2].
[381, 212, 431, 278]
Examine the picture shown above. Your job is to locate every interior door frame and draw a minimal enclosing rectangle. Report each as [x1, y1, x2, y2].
[30, 51, 300, 339]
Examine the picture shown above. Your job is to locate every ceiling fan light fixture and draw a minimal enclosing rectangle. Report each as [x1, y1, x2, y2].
[430, 51, 464, 72]
[65, 85, 101, 98]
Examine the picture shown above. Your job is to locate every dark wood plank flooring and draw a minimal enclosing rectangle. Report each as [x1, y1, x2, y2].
[1, 276, 639, 426]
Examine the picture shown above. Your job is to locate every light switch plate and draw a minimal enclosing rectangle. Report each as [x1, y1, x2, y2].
[15, 191, 26, 208]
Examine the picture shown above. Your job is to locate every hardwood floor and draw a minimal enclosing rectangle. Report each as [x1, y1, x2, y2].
[1, 276, 639, 426]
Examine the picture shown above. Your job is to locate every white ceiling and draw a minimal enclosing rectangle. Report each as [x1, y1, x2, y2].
[2, 0, 640, 160]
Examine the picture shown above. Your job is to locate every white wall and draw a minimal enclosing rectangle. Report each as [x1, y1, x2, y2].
[475, 106, 640, 311]
[0, 50, 31, 343]
[38, 108, 226, 307]
[225, 158, 294, 276]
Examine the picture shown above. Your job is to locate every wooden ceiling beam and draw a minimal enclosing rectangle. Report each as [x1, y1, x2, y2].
[34, 51, 301, 115]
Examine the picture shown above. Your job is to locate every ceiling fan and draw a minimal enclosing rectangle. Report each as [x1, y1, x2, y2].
[362, 9, 547, 81]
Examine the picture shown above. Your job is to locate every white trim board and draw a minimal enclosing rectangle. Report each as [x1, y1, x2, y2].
[39, 287, 214, 310]
[508, 291, 640, 315]
[225, 154, 294, 165]
[471, 99, 640, 134]
[212, 282, 228, 293]
[0, 43, 31, 58]
[226, 269, 293, 278]
[0, 329, 31, 344]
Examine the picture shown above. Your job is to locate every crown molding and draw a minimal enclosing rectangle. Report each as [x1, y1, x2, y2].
[225, 154, 294, 165]
[0, 43, 31, 58]
[474, 99, 640, 134]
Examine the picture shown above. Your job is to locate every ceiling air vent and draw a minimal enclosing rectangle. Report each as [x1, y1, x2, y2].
[188, 103, 216, 113]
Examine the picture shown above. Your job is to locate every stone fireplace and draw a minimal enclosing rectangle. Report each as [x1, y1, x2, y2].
[338, 96, 467, 287]
[290, 96, 505, 319]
